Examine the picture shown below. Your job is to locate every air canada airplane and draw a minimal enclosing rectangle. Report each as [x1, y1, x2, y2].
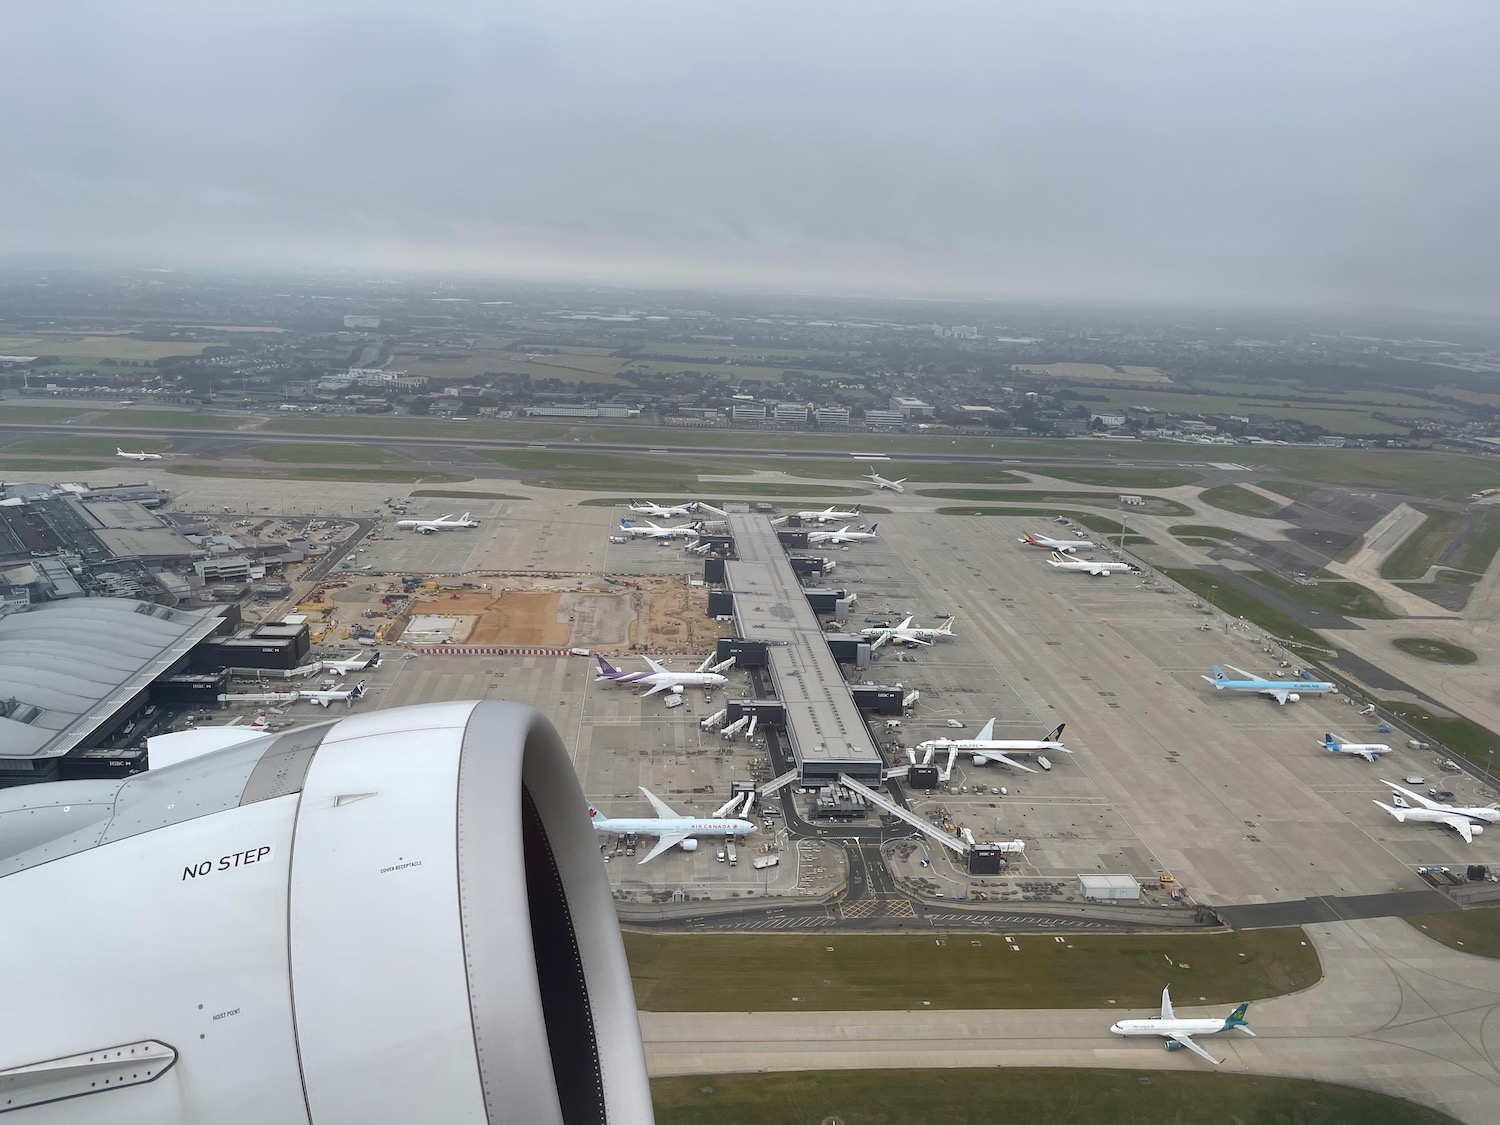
[397, 512, 479, 534]
[322, 651, 382, 677]
[1202, 664, 1335, 705]
[915, 721, 1070, 772]
[0, 700, 657, 1123]
[1320, 731, 1388, 761]
[1019, 531, 1094, 551]
[865, 471, 906, 493]
[796, 504, 862, 524]
[588, 787, 754, 864]
[595, 653, 727, 696]
[1110, 986, 1255, 1065]
[806, 523, 879, 545]
[628, 498, 696, 518]
[1047, 551, 1133, 577]
[116, 447, 163, 460]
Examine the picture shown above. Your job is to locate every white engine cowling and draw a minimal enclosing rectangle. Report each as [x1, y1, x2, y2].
[1097, 570, 1112, 577]
[679, 838, 700, 852]
[1473, 824, 1486, 836]
[670, 684, 684, 694]
[972, 754, 989, 767]
[1288, 693, 1301, 703]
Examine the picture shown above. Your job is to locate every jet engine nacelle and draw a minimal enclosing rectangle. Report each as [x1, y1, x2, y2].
[972, 754, 989, 767]
[1473, 824, 1486, 836]
[670, 683, 684, 695]
[1164, 1040, 1183, 1051]
[1287, 693, 1301, 703]
[679, 838, 699, 852]
[1097, 570, 1113, 577]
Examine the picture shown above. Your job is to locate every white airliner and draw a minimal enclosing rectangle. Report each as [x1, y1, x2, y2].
[797, 504, 862, 524]
[1374, 780, 1500, 843]
[1321, 732, 1389, 761]
[322, 651, 382, 677]
[1110, 987, 1254, 1065]
[617, 518, 700, 540]
[807, 523, 880, 545]
[1019, 531, 1094, 551]
[298, 679, 366, 707]
[915, 721, 1070, 772]
[397, 512, 480, 534]
[594, 654, 727, 696]
[628, 498, 697, 518]
[1047, 551, 1133, 577]
[116, 447, 163, 461]
[860, 615, 955, 648]
[865, 471, 906, 493]
[1201, 664, 1335, 705]
[588, 787, 754, 864]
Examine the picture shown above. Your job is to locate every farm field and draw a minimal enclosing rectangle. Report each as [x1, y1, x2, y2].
[1014, 362, 1172, 383]
[0, 406, 91, 423]
[387, 341, 849, 384]
[0, 334, 207, 362]
[1380, 506, 1468, 580]
[1200, 484, 1285, 517]
[1246, 571, 1397, 620]
[6, 436, 170, 456]
[248, 442, 408, 464]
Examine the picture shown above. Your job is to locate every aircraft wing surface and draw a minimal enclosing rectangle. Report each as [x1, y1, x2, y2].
[975, 719, 996, 741]
[1264, 689, 1291, 704]
[642, 655, 669, 675]
[1160, 985, 1174, 1020]
[1442, 815, 1476, 843]
[1168, 1033, 1222, 1065]
[640, 787, 681, 819]
[638, 832, 690, 864]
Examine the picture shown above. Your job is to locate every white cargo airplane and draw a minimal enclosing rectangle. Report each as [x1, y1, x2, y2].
[915, 720, 1070, 772]
[298, 679, 366, 707]
[397, 512, 479, 534]
[865, 471, 906, 493]
[807, 523, 880, 545]
[1374, 780, 1500, 844]
[797, 504, 862, 524]
[594, 654, 727, 696]
[1047, 551, 1133, 577]
[322, 651, 382, 677]
[1019, 531, 1094, 551]
[116, 447, 163, 461]
[588, 787, 754, 864]
[1320, 731, 1389, 762]
[860, 615, 956, 648]
[1110, 986, 1254, 1065]
[1201, 664, 1335, 705]
[628, 498, 697, 518]
[617, 518, 700, 540]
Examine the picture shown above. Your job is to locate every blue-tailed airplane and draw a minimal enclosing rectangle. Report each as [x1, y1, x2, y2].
[1202, 664, 1335, 705]
[1321, 731, 1388, 761]
[1110, 986, 1254, 1065]
[588, 788, 754, 863]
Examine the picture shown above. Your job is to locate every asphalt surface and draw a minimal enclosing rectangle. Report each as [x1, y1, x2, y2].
[1215, 888, 1457, 929]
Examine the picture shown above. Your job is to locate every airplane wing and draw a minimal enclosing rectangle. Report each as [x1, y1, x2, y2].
[1360, 749, 1381, 762]
[1168, 1033, 1222, 1065]
[640, 787, 682, 818]
[642, 655, 670, 675]
[637, 833, 691, 864]
[1264, 689, 1291, 705]
[639, 682, 669, 697]
[986, 753, 1036, 774]
[1160, 985, 1174, 1020]
[869, 632, 890, 650]
[976, 719, 996, 741]
[905, 635, 933, 646]
[1381, 780, 1440, 809]
[1441, 815, 1476, 843]
[1227, 665, 1258, 680]
[897, 616, 914, 630]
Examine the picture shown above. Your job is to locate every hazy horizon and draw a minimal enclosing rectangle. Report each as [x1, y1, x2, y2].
[4, 1, 1495, 315]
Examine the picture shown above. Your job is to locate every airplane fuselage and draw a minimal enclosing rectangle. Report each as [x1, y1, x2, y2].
[590, 816, 753, 839]
[1110, 1017, 1233, 1039]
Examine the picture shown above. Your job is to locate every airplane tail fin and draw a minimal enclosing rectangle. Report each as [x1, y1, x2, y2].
[1323, 733, 1339, 750]
[1212, 664, 1226, 680]
[1375, 800, 1407, 821]
[1224, 1002, 1252, 1031]
[1391, 791, 1411, 809]
[868, 524, 878, 534]
[851, 504, 861, 514]
[619, 518, 632, 528]
[1045, 723, 1066, 742]
[368, 652, 382, 669]
[595, 654, 621, 677]
[350, 679, 366, 700]
[586, 799, 604, 821]
[459, 512, 471, 522]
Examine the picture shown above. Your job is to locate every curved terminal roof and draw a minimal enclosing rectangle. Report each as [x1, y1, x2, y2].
[0, 598, 224, 760]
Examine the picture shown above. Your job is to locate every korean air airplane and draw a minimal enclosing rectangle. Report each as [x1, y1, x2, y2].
[1201, 664, 1335, 705]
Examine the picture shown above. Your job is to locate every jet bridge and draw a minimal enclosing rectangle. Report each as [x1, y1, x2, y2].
[836, 773, 968, 856]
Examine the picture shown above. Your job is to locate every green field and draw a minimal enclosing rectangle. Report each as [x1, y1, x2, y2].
[579, 497, 889, 513]
[249, 442, 408, 465]
[624, 928, 1319, 1012]
[1247, 571, 1397, 620]
[1393, 637, 1478, 664]
[1259, 479, 1319, 501]
[0, 334, 207, 362]
[470, 449, 869, 494]
[90, 410, 240, 429]
[167, 464, 469, 484]
[1406, 909, 1500, 958]
[1026, 465, 1200, 488]
[0, 405, 91, 423]
[1169, 524, 1242, 542]
[387, 340, 852, 384]
[6, 435, 170, 456]
[918, 487, 1192, 515]
[267, 416, 573, 441]
[1199, 484, 1285, 518]
[0, 456, 111, 472]
[1242, 447, 1500, 501]
[409, 489, 528, 500]
[1380, 702, 1496, 766]
[652, 1069, 1460, 1125]
[1446, 509, 1500, 576]
[933, 508, 1150, 540]
[1380, 506, 1468, 580]
[1162, 568, 1331, 652]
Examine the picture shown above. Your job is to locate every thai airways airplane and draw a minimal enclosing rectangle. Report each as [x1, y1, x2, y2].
[915, 721, 1070, 772]
[588, 787, 755, 864]
[323, 651, 382, 677]
[617, 518, 700, 540]
[1320, 732, 1388, 761]
[807, 523, 880, 545]
[1019, 532, 1094, 552]
[797, 504, 862, 524]
[628, 498, 696, 518]
[1375, 781, 1500, 844]
[865, 471, 906, 493]
[1110, 986, 1254, 1065]
[1201, 664, 1335, 705]
[1047, 551, 1133, 577]
[860, 615, 955, 648]
[299, 679, 366, 708]
[594, 654, 727, 696]
[116, 447, 163, 460]
[397, 512, 479, 534]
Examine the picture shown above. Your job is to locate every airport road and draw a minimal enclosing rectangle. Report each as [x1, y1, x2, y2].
[639, 915, 1500, 1125]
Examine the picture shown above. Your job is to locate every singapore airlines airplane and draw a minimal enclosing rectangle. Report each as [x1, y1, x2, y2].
[588, 787, 755, 863]
[397, 512, 480, 534]
[797, 504, 862, 524]
[1373, 780, 1500, 843]
[628, 498, 697, 518]
[1047, 551, 1133, 577]
[116, 447, 163, 460]
[860, 615, 955, 648]
[915, 721, 1070, 772]
[1320, 732, 1389, 761]
[865, 471, 906, 493]
[594, 654, 727, 696]
[1019, 531, 1094, 551]
[1110, 986, 1255, 1065]
[806, 523, 879, 545]
[1201, 664, 1335, 705]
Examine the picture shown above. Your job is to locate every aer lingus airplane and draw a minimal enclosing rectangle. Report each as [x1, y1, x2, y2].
[1019, 531, 1094, 551]
[1110, 986, 1255, 1065]
[1202, 664, 1335, 705]
[1320, 731, 1389, 761]
[1047, 550, 1133, 577]
[588, 787, 754, 863]
[914, 721, 1070, 772]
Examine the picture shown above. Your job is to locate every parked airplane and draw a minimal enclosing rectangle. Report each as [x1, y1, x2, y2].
[807, 523, 880, 545]
[1201, 664, 1335, 705]
[617, 518, 700, 540]
[397, 512, 479, 534]
[298, 679, 366, 708]
[1048, 551, 1133, 577]
[1377, 780, 1500, 843]
[588, 787, 754, 864]
[865, 471, 906, 493]
[116, 447, 163, 461]
[1320, 731, 1389, 762]
[595, 654, 727, 696]
[323, 651, 382, 677]
[860, 615, 956, 648]
[1110, 986, 1254, 1065]
[1019, 531, 1094, 552]
[628, 498, 697, 518]
[915, 721, 1070, 772]
[797, 504, 862, 524]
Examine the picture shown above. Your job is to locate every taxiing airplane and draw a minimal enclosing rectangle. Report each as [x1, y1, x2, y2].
[807, 523, 879, 545]
[397, 512, 480, 534]
[1019, 531, 1094, 552]
[860, 615, 956, 648]
[1375, 781, 1500, 845]
[1047, 551, 1133, 577]
[915, 720, 1070, 772]
[617, 518, 700, 540]
[323, 651, 382, 677]
[298, 679, 366, 708]
[1110, 986, 1254, 1065]
[1201, 664, 1335, 705]
[628, 498, 697, 518]
[797, 504, 862, 524]
[865, 471, 906, 493]
[1320, 732, 1389, 762]
[116, 447, 163, 461]
[588, 787, 754, 864]
[594, 654, 727, 697]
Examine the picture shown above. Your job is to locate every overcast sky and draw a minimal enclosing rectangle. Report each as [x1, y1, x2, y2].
[2, 1, 1495, 312]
